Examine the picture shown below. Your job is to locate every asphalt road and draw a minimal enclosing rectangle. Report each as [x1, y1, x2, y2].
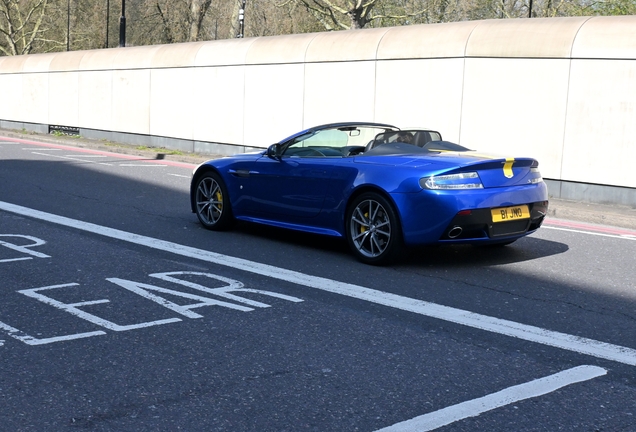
[1, 131, 635, 431]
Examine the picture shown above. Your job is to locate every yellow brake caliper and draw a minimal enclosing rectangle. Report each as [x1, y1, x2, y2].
[361, 212, 368, 233]
[215, 190, 223, 211]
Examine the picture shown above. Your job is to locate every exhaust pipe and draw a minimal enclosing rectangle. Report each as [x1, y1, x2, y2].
[448, 226, 463, 239]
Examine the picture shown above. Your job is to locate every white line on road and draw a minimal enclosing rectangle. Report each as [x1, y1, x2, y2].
[544, 226, 636, 241]
[167, 174, 191, 178]
[374, 365, 607, 432]
[31, 152, 113, 166]
[1, 201, 635, 366]
[118, 163, 167, 167]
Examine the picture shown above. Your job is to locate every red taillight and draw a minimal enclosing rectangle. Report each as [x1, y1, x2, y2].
[457, 210, 472, 216]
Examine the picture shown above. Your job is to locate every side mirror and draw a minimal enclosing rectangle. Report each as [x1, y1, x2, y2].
[267, 143, 282, 160]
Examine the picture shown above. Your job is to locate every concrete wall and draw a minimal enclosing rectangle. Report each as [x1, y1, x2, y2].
[1, 16, 636, 205]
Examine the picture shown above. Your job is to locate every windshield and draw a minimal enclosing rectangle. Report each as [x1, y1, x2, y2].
[283, 126, 393, 157]
[278, 126, 454, 158]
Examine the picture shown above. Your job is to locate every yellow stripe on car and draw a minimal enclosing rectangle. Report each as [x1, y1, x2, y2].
[503, 158, 515, 178]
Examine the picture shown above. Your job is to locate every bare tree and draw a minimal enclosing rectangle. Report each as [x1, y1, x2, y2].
[3, 0, 636, 56]
[228, 0, 241, 38]
[0, 0, 53, 55]
[278, 0, 425, 30]
[189, 0, 213, 41]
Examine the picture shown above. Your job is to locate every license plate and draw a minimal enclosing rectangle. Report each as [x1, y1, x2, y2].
[491, 205, 530, 223]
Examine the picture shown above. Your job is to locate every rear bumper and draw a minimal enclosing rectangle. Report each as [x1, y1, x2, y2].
[394, 182, 549, 246]
[438, 200, 548, 243]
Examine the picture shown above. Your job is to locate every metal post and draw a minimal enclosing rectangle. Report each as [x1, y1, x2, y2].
[528, 0, 533, 17]
[237, 0, 245, 38]
[67, 0, 70, 51]
[119, 0, 126, 47]
[105, 0, 110, 48]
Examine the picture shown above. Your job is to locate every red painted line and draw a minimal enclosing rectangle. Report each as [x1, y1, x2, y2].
[545, 217, 636, 236]
[0, 135, 198, 169]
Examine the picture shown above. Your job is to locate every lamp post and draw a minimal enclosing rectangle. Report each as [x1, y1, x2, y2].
[66, 0, 70, 51]
[237, 0, 245, 38]
[119, 0, 126, 47]
[105, 0, 110, 48]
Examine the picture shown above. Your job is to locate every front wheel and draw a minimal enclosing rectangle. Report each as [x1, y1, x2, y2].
[346, 192, 403, 265]
[194, 172, 234, 230]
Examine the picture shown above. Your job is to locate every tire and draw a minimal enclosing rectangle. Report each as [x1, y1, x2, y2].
[346, 192, 403, 265]
[194, 172, 234, 230]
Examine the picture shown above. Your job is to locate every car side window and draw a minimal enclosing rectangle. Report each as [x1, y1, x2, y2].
[367, 130, 443, 151]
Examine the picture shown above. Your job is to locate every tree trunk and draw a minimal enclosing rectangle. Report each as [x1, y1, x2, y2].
[229, 0, 240, 38]
[188, 0, 212, 42]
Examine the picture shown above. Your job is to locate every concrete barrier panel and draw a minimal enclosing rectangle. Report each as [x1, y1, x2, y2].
[151, 42, 206, 68]
[79, 71, 112, 131]
[305, 27, 389, 62]
[246, 33, 316, 65]
[466, 17, 590, 58]
[112, 45, 162, 70]
[112, 69, 151, 135]
[22, 73, 49, 125]
[563, 59, 636, 188]
[23, 52, 57, 72]
[0, 54, 28, 73]
[79, 48, 115, 71]
[377, 21, 478, 59]
[150, 68, 195, 140]
[304, 61, 376, 127]
[196, 38, 255, 67]
[460, 57, 570, 179]
[375, 58, 465, 141]
[193, 66, 246, 146]
[0, 74, 23, 121]
[243, 63, 305, 146]
[572, 16, 636, 59]
[48, 71, 79, 127]
[21, 53, 57, 125]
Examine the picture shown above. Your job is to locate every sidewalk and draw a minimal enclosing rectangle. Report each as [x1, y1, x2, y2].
[546, 198, 636, 231]
[2, 128, 635, 231]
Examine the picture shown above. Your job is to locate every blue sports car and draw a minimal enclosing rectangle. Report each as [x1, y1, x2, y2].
[190, 122, 548, 264]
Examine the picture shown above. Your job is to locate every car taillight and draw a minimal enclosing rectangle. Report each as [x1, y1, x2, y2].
[421, 172, 484, 190]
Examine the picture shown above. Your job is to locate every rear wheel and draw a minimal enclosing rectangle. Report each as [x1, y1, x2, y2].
[194, 172, 234, 230]
[346, 192, 403, 265]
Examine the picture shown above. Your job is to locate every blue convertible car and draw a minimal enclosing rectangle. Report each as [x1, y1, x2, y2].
[190, 122, 548, 264]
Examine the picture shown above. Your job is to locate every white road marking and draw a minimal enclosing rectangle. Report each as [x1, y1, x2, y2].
[63, 155, 107, 158]
[31, 152, 113, 166]
[20, 282, 182, 331]
[1, 200, 635, 366]
[23, 148, 61, 151]
[0, 234, 51, 262]
[167, 173, 191, 178]
[118, 163, 167, 167]
[544, 226, 636, 241]
[0, 318, 106, 345]
[374, 365, 607, 432]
